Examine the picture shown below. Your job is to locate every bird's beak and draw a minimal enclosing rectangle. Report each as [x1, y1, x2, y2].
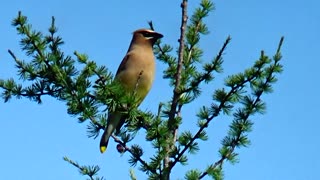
[153, 32, 164, 39]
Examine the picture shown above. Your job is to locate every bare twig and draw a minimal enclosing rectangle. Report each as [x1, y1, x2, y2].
[133, 70, 144, 97]
[8, 49, 17, 60]
[157, 102, 163, 119]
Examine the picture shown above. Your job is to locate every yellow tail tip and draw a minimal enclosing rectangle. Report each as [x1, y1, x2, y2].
[100, 146, 107, 153]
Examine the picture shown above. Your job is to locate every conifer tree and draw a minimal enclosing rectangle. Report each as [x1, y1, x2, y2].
[0, 0, 284, 179]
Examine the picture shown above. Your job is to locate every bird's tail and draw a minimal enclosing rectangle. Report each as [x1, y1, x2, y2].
[99, 129, 111, 153]
[99, 112, 122, 153]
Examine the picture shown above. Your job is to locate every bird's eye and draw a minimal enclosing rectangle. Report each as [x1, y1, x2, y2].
[142, 32, 152, 38]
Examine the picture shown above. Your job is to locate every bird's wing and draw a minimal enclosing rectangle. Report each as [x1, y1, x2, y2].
[115, 53, 130, 76]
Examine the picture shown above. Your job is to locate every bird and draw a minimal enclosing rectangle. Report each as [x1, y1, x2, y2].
[99, 28, 163, 153]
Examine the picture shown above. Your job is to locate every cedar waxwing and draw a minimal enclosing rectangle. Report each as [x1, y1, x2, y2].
[100, 29, 163, 153]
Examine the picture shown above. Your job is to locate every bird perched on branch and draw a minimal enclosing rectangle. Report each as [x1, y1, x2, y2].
[100, 29, 163, 153]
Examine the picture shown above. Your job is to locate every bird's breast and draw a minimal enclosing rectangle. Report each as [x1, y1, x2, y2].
[116, 51, 155, 103]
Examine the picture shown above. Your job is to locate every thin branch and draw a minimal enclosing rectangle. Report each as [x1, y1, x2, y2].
[199, 38, 284, 179]
[185, 11, 205, 65]
[74, 51, 109, 86]
[16, 14, 47, 64]
[164, 0, 188, 176]
[63, 157, 95, 180]
[133, 70, 144, 97]
[88, 114, 158, 175]
[88, 116, 104, 130]
[0, 83, 64, 97]
[111, 134, 159, 175]
[181, 36, 231, 95]
[199, 79, 266, 179]
[170, 0, 188, 114]
[157, 103, 163, 119]
[170, 65, 264, 169]
[8, 49, 17, 60]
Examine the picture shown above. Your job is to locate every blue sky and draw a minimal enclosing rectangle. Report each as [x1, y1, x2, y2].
[0, 0, 319, 179]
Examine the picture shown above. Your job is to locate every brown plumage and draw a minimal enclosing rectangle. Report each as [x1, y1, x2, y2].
[100, 29, 163, 153]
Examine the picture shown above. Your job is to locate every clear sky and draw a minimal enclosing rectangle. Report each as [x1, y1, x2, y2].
[0, 0, 319, 179]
